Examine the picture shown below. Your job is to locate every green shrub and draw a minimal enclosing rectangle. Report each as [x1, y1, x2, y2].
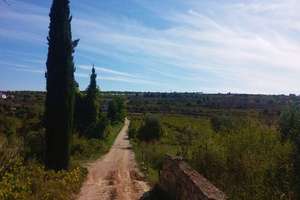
[0, 116, 20, 137]
[0, 132, 87, 200]
[210, 114, 235, 133]
[191, 120, 294, 200]
[138, 114, 164, 141]
[0, 134, 23, 180]
[24, 130, 45, 162]
[128, 119, 141, 139]
[131, 114, 295, 200]
[107, 97, 126, 123]
[71, 134, 104, 161]
[132, 141, 165, 183]
[0, 162, 87, 200]
[85, 116, 110, 139]
[279, 104, 300, 140]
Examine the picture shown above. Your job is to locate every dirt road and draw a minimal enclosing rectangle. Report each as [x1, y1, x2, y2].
[77, 119, 150, 200]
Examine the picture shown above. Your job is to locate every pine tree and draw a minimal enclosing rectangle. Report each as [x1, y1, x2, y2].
[45, 0, 77, 170]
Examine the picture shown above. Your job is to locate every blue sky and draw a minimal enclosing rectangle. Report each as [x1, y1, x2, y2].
[1, 0, 300, 94]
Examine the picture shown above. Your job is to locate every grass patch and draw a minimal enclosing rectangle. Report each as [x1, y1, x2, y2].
[71, 123, 123, 164]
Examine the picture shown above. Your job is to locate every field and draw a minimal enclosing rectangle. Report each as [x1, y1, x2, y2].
[1, 91, 299, 200]
[129, 113, 295, 200]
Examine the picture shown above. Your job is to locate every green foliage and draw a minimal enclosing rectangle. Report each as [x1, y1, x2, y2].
[0, 116, 20, 137]
[191, 120, 294, 200]
[107, 97, 126, 123]
[210, 114, 235, 133]
[24, 130, 45, 162]
[0, 131, 87, 200]
[71, 123, 122, 162]
[84, 67, 100, 127]
[0, 162, 87, 200]
[279, 104, 300, 140]
[0, 134, 23, 179]
[131, 141, 164, 184]
[128, 118, 141, 139]
[279, 105, 300, 198]
[175, 125, 195, 158]
[131, 114, 295, 200]
[0, 109, 122, 199]
[74, 67, 103, 137]
[85, 116, 110, 139]
[45, 0, 77, 170]
[74, 91, 86, 133]
[71, 134, 104, 161]
[138, 114, 164, 141]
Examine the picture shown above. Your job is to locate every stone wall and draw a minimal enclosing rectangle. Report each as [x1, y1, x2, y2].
[159, 155, 227, 200]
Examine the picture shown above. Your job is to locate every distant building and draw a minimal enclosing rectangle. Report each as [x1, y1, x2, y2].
[0, 93, 7, 99]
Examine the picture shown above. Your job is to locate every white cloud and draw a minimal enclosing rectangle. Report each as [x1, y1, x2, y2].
[77, 64, 138, 78]
[2, 0, 300, 93]
[71, 0, 300, 93]
[76, 66, 160, 86]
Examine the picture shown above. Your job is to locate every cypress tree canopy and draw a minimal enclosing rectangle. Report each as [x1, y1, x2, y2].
[84, 66, 100, 128]
[87, 66, 97, 94]
[45, 0, 77, 171]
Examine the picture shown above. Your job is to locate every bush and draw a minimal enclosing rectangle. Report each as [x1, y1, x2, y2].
[0, 116, 20, 137]
[24, 130, 45, 162]
[191, 120, 294, 200]
[0, 134, 23, 180]
[138, 114, 164, 141]
[0, 162, 87, 200]
[71, 134, 104, 161]
[85, 116, 110, 139]
[279, 104, 300, 140]
[131, 114, 295, 200]
[128, 119, 141, 139]
[107, 97, 126, 123]
[210, 114, 237, 133]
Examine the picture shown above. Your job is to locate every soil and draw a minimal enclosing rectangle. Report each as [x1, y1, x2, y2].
[77, 119, 150, 200]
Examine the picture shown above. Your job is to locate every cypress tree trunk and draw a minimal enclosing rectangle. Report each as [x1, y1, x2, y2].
[45, 0, 75, 170]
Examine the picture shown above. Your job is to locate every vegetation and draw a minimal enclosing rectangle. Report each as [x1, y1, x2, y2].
[71, 124, 122, 163]
[0, 161, 86, 200]
[1, 1, 300, 200]
[0, 70, 125, 199]
[83, 67, 101, 131]
[107, 96, 126, 123]
[44, 0, 77, 171]
[0, 1, 125, 198]
[0, 109, 85, 199]
[1, 87, 300, 200]
[137, 114, 164, 141]
[0, 104, 122, 199]
[126, 92, 296, 117]
[279, 104, 300, 198]
[130, 114, 295, 200]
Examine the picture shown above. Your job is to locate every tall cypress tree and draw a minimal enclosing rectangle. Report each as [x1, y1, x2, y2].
[45, 0, 76, 170]
[84, 66, 100, 128]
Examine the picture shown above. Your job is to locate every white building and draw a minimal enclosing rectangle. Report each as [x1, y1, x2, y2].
[0, 93, 7, 99]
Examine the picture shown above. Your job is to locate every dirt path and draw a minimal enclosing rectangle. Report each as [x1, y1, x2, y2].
[77, 119, 150, 200]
